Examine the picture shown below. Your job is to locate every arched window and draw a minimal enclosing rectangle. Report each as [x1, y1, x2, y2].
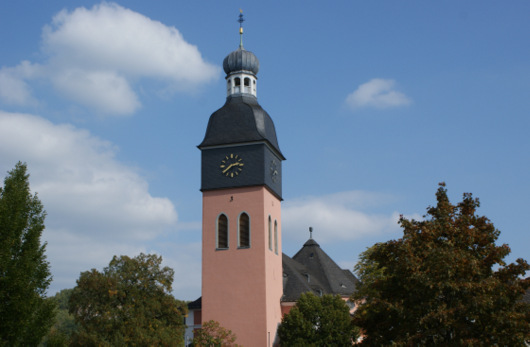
[268, 216, 272, 251]
[234, 77, 241, 94]
[244, 77, 251, 93]
[274, 220, 278, 255]
[217, 214, 228, 249]
[239, 212, 250, 248]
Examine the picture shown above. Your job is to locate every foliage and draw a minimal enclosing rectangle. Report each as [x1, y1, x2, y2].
[41, 289, 78, 346]
[353, 183, 530, 345]
[192, 320, 238, 347]
[0, 162, 55, 346]
[68, 253, 187, 346]
[278, 292, 357, 346]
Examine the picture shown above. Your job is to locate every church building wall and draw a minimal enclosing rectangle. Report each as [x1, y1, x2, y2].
[202, 186, 282, 346]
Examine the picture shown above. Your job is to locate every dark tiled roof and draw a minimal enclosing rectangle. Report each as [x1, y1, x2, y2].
[282, 238, 359, 302]
[188, 296, 202, 310]
[282, 253, 326, 302]
[198, 95, 284, 159]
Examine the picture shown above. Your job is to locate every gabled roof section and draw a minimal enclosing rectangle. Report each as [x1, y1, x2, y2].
[282, 253, 326, 302]
[282, 238, 359, 302]
[187, 296, 202, 310]
[291, 238, 359, 297]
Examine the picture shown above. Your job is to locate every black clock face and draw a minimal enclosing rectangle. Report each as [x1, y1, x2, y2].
[220, 153, 244, 178]
[270, 159, 279, 183]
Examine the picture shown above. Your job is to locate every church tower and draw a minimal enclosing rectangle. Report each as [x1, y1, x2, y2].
[198, 13, 285, 346]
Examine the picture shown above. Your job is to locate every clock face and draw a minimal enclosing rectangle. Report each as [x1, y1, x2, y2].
[270, 159, 279, 183]
[220, 153, 244, 178]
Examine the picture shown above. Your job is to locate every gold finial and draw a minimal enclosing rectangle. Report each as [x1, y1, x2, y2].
[238, 10, 245, 48]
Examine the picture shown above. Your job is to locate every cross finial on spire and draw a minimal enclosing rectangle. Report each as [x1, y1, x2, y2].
[309, 226, 313, 239]
[238, 9, 245, 48]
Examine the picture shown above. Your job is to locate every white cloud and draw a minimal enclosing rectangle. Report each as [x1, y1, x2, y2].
[282, 190, 403, 244]
[52, 68, 141, 115]
[159, 241, 202, 299]
[0, 3, 220, 116]
[0, 110, 180, 293]
[346, 78, 411, 110]
[0, 61, 41, 106]
[43, 3, 218, 83]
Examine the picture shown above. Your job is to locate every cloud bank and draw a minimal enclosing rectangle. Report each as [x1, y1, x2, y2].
[0, 110, 179, 291]
[282, 190, 403, 244]
[0, 2, 219, 115]
[346, 78, 411, 110]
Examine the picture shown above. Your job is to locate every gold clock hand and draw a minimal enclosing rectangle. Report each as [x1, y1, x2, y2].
[223, 163, 235, 173]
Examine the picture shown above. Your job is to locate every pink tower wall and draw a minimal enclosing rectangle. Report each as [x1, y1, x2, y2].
[202, 186, 283, 346]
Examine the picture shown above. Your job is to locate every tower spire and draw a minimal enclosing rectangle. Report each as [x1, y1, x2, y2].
[238, 9, 245, 48]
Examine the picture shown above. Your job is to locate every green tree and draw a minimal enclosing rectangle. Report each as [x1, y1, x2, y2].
[278, 292, 357, 346]
[0, 162, 55, 346]
[41, 289, 78, 346]
[192, 320, 237, 347]
[353, 183, 530, 346]
[69, 253, 187, 346]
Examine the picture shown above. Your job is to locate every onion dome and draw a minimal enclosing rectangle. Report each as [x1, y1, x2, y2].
[223, 10, 259, 77]
[223, 47, 260, 76]
[223, 12, 260, 97]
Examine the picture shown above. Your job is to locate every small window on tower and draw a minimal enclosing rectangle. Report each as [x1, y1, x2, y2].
[274, 220, 278, 254]
[268, 216, 272, 251]
[217, 214, 228, 249]
[244, 78, 251, 93]
[234, 77, 241, 94]
[239, 212, 250, 248]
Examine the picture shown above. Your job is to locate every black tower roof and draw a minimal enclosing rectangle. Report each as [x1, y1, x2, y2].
[198, 95, 284, 159]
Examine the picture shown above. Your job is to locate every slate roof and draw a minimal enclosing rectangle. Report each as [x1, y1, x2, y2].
[198, 95, 284, 159]
[282, 238, 359, 302]
[188, 296, 202, 310]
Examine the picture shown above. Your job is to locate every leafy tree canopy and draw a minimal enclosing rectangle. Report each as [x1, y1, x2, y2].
[0, 162, 55, 346]
[278, 292, 357, 346]
[192, 320, 238, 347]
[69, 253, 187, 346]
[353, 183, 530, 345]
[42, 289, 78, 346]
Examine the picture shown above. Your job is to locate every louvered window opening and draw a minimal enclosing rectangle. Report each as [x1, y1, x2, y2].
[274, 220, 278, 254]
[217, 214, 228, 249]
[239, 213, 250, 248]
[268, 216, 273, 251]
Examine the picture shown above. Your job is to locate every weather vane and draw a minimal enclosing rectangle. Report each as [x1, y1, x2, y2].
[238, 9, 245, 48]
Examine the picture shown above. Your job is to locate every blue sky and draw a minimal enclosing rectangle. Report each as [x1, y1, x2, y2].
[1, 1, 529, 300]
